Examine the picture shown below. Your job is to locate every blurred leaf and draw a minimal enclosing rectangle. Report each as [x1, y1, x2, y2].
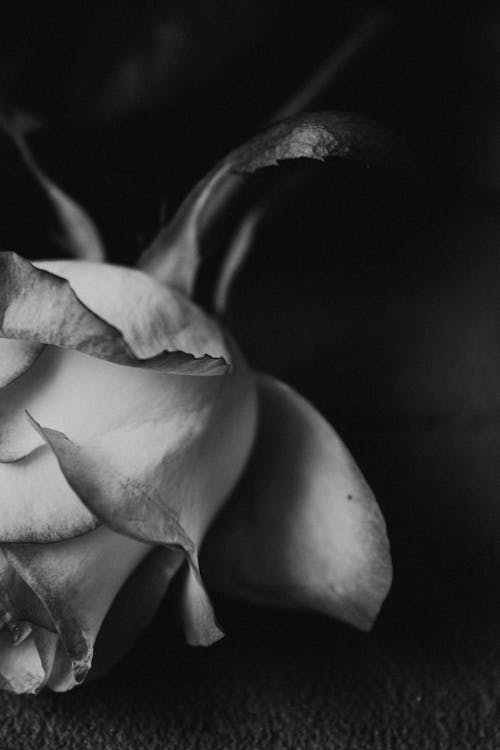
[0, 115, 105, 261]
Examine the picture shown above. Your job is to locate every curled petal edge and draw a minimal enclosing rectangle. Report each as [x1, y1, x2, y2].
[202, 375, 393, 631]
[0, 252, 230, 377]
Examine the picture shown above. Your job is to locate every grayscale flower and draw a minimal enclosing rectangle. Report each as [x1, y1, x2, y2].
[0, 113, 398, 693]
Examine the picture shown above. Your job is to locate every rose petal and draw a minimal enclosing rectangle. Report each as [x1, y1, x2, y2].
[31, 628, 59, 684]
[3, 526, 152, 684]
[178, 563, 222, 646]
[0, 630, 45, 694]
[0, 252, 229, 375]
[90, 547, 184, 680]
[0, 624, 70, 694]
[0, 445, 96, 542]
[0, 339, 43, 389]
[202, 376, 392, 631]
[0, 340, 255, 549]
[35, 259, 230, 366]
[44, 638, 79, 692]
[0, 551, 53, 634]
[27, 419, 223, 647]
[0, 343, 230, 463]
[26, 415, 196, 551]
[24, 346, 256, 643]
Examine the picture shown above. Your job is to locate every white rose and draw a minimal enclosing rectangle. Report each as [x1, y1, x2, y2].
[0, 111, 395, 694]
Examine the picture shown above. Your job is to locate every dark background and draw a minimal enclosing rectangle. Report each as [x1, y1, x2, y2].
[3, 1, 500, 746]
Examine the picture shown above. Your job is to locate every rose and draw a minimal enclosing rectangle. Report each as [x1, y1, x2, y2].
[0, 255, 390, 694]
[0, 254, 390, 694]
[0, 253, 260, 692]
[0, 112, 399, 694]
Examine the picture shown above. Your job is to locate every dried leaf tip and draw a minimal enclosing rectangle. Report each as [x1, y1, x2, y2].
[139, 111, 419, 299]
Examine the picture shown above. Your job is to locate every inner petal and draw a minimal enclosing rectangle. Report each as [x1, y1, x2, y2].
[0, 631, 44, 694]
[0, 444, 96, 542]
[0, 343, 222, 463]
[0, 339, 43, 389]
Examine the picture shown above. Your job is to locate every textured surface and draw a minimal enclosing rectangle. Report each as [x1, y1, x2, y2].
[1, 588, 500, 749]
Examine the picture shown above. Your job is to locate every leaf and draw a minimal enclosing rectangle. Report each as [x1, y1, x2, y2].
[202, 375, 392, 631]
[0, 253, 230, 376]
[0, 116, 106, 262]
[138, 111, 418, 295]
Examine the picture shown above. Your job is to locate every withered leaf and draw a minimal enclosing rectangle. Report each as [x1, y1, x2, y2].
[139, 111, 418, 296]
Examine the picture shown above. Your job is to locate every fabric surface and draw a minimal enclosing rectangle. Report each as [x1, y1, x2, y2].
[1, 585, 500, 750]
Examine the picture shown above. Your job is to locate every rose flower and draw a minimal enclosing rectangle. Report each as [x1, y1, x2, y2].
[0, 113, 398, 693]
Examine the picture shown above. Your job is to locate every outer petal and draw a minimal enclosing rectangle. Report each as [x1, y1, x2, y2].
[31, 628, 60, 687]
[25, 343, 257, 644]
[28, 417, 223, 645]
[202, 376, 392, 631]
[0, 252, 230, 376]
[35, 260, 230, 365]
[3, 526, 152, 685]
[89, 547, 184, 681]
